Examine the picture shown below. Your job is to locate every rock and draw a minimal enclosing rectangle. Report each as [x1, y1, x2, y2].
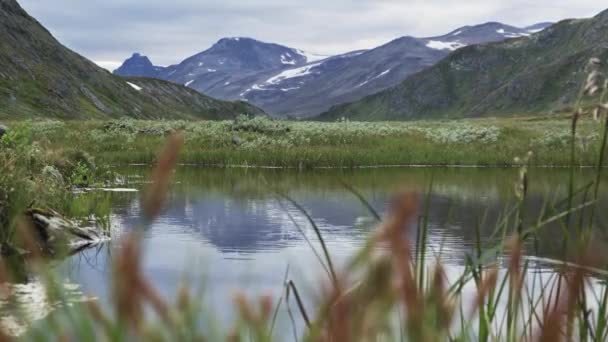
[21, 208, 107, 256]
[232, 135, 243, 146]
[79, 85, 111, 114]
[0, 124, 7, 139]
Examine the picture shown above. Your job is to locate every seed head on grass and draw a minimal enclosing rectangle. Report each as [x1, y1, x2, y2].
[232, 292, 274, 340]
[141, 132, 184, 221]
[507, 236, 524, 296]
[113, 132, 185, 333]
[379, 192, 424, 338]
[113, 233, 144, 331]
[469, 265, 499, 317]
[537, 259, 587, 342]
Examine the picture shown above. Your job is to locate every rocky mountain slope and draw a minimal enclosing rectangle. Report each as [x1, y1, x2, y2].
[0, 0, 261, 120]
[115, 23, 551, 118]
[319, 11, 607, 121]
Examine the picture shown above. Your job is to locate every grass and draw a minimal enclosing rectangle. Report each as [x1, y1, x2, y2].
[2, 114, 607, 169]
[0, 122, 116, 246]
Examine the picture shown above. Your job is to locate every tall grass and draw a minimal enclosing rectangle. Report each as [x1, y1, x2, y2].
[6, 113, 607, 168]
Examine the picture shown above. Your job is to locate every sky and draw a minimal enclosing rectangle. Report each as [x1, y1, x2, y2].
[18, 0, 607, 71]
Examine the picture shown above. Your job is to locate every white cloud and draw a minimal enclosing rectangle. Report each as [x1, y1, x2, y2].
[18, 0, 607, 66]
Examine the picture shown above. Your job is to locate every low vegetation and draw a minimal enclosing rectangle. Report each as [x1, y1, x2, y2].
[1, 114, 606, 169]
[0, 122, 115, 246]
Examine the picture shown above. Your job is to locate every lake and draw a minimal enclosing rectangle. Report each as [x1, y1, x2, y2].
[7, 166, 608, 337]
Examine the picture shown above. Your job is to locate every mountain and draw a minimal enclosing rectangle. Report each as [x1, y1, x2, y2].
[113, 53, 165, 78]
[114, 37, 327, 102]
[319, 11, 608, 121]
[0, 0, 261, 119]
[115, 23, 552, 118]
[242, 22, 549, 117]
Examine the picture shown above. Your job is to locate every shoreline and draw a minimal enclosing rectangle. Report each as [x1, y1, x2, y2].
[119, 163, 608, 170]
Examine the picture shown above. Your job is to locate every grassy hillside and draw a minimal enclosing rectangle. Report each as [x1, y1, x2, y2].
[0, 0, 262, 120]
[320, 9, 608, 121]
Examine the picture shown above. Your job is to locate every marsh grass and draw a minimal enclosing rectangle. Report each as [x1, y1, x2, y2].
[5, 113, 606, 169]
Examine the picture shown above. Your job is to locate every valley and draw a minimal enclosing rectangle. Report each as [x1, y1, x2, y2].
[2, 0, 608, 340]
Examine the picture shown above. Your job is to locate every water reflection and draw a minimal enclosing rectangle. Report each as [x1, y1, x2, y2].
[106, 166, 608, 262]
[48, 167, 608, 335]
[0, 280, 91, 336]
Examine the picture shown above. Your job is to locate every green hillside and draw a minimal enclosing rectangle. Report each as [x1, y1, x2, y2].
[0, 0, 262, 119]
[320, 9, 608, 121]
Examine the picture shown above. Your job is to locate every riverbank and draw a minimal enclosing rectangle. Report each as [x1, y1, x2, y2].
[0, 124, 115, 249]
[5, 115, 608, 168]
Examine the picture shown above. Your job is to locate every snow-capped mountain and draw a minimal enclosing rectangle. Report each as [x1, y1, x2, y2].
[242, 22, 553, 117]
[115, 37, 327, 103]
[114, 22, 553, 118]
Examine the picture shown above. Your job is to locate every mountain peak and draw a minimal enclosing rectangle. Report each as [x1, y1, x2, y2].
[114, 53, 163, 77]
[212, 37, 265, 48]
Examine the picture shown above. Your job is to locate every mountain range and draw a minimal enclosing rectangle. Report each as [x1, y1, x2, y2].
[320, 10, 608, 121]
[4, 0, 602, 122]
[115, 22, 553, 118]
[0, 0, 261, 120]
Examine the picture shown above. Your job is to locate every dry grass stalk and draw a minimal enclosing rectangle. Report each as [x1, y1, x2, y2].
[113, 233, 145, 331]
[380, 192, 423, 339]
[507, 236, 524, 299]
[469, 266, 499, 317]
[142, 132, 184, 220]
[112, 132, 185, 332]
[537, 266, 587, 342]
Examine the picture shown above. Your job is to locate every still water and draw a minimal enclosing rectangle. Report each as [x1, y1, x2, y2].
[12, 167, 608, 336]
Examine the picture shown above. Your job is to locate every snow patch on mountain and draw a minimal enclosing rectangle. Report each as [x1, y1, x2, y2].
[295, 49, 328, 63]
[240, 83, 267, 97]
[127, 82, 142, 91]
[497, 29, 530, 38]
[426, 40, 467, 51]
[356, 69, 392, 88]
[281, 53, 296, 65]
[185, 80, 194, 87]
[266, 62, 322, 85]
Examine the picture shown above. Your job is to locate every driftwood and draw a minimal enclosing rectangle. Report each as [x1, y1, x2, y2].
[21, 208, 108, 256]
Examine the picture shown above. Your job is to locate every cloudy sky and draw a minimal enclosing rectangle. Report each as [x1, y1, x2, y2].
[19, 0, 606, 70]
